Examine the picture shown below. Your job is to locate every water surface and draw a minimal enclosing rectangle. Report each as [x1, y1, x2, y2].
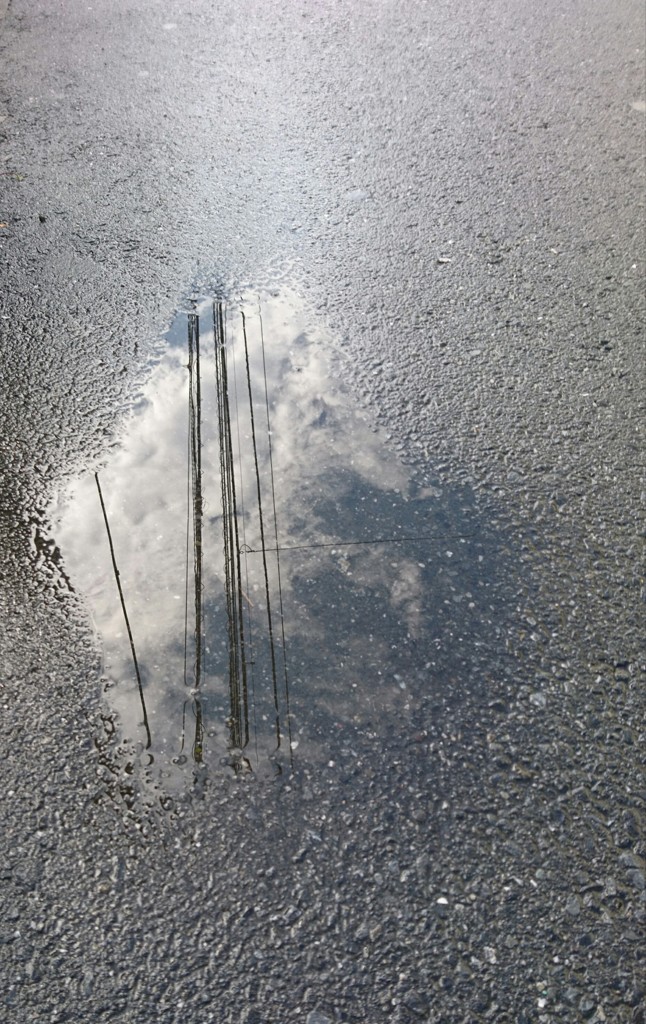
[56, 290, 505, 791]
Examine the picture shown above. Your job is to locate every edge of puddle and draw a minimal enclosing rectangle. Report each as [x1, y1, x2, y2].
[49, 286, 520, 812]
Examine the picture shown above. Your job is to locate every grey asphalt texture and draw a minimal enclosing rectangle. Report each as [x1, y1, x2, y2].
[0, 1, 644, 1022]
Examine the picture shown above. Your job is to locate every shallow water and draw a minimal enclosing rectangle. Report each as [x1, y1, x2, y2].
[56, 289, 507, 791]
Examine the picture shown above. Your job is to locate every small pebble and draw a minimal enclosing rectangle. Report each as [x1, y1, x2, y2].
[306, 1013, 332, 1024]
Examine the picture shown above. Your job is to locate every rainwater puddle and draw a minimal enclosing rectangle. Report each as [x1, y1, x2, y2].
[55, 289, 507, 792]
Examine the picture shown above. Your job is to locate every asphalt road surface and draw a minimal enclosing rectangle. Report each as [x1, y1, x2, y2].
[1, 1, 644, 1022]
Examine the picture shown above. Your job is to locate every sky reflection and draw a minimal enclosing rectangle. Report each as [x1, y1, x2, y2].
[56, 289, 493, 785]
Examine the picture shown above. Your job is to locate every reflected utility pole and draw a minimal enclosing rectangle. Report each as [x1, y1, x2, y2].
[213, 300, 250, 754]
[187, 311, 205, 761]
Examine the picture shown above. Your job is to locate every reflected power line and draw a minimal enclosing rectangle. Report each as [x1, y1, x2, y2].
[95, 472, 151, 749]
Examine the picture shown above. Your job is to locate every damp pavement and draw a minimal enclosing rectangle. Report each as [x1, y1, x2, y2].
[0, 2, 644, 1022]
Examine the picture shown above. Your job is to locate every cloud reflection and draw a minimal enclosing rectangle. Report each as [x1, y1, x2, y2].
[56, 290, 471, 784]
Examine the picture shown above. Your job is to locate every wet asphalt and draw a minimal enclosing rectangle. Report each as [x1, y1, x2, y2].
[0, 1, 644, 1022]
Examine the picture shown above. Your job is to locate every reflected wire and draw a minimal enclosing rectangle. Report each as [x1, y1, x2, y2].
[95, 473, 152, 750]
[257, 300, 293, 764]
[241, 308, 281, 750]
[231, 302, 259, 762]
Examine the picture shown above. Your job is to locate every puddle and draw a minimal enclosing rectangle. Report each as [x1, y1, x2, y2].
[55, 289, 508, 791]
